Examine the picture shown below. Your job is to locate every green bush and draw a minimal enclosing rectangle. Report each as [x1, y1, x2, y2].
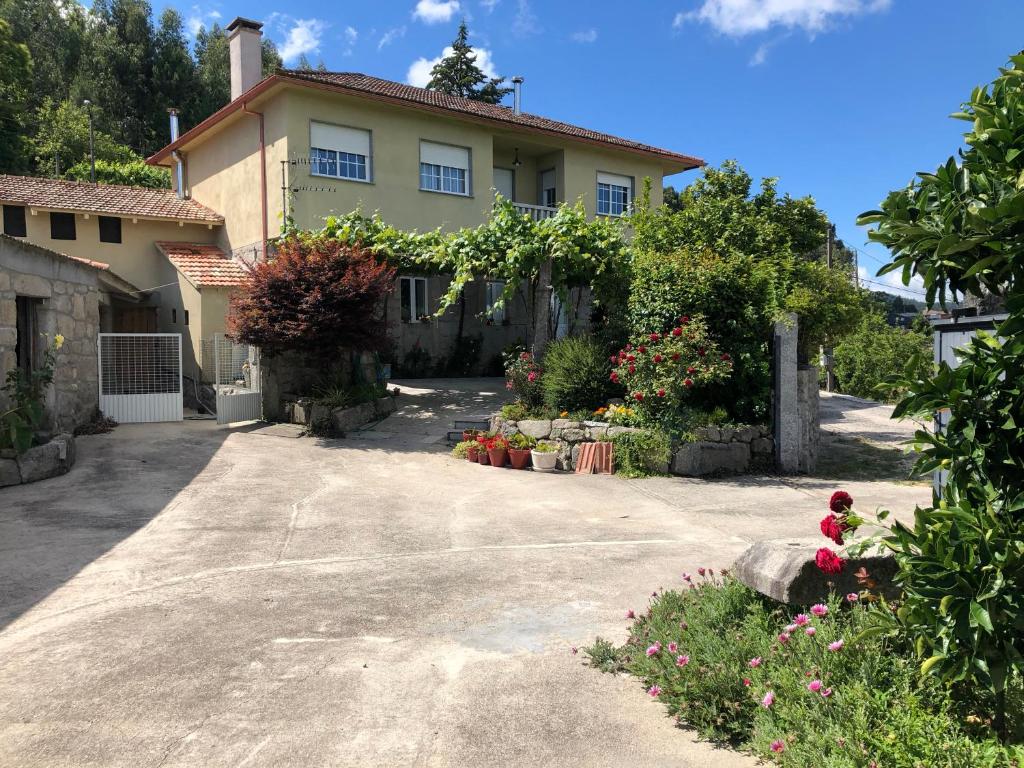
[585, 577, 1023, 766]
[541, 335, 614, 412]
[609, 428, 671, 478]
[311, 380, 386, 409]
[832, 314, 931, 402]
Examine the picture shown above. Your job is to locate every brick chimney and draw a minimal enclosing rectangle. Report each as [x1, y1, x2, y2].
[227, 17, 263, 100]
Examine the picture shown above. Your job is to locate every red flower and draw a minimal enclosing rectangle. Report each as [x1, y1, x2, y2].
[628, 364, 636, 374]
[721, 353, 731, 361]
[683, 378, 694, 388]
[638, 345, 647, 354]
[815, 547, 845, 575]
[609, 355, 617, 363]
[657, 388, 666, 398]
[698, 347, 706, 356]
[829, 490, 853, 513]
[634, 392, 644, 402]
[671, 353, 680, 361]
[672, 327, 683, 337]
[819, 514, 846, 545]
[627, 354, 636, 362]
[653, 354, 663, 363]
[520, 351, 531, 361]
[679, 316, 690, 324]
[649, 333, 660, 342]
[610, 372, 619, 382]
[625, 344, 632, 351]
[687, 366, 696, 374]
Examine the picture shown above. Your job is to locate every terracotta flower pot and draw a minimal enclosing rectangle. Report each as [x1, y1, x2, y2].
[477, 449, 490, 465]
[463, 429, 480, 442]
[508, 447, 532, 470]
[487, 447, 508, 467]
[466, 446, 479, 462]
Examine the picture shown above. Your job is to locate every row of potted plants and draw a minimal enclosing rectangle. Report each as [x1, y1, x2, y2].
[451, 430, 559, 472]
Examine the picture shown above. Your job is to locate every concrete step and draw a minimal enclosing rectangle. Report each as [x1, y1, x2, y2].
[453, 418, 490, 431]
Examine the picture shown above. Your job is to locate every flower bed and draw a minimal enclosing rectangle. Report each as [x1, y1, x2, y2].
[0, 433, 76, 487]
[284, 392, 398, 435]
[490, 413, 773, 475]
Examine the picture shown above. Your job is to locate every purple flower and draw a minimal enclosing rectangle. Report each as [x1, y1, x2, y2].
[761, 691, 775, 708]
[807, 679, 822, 693]
[676, 654, 690, 667]
[748, 657, 762, 668]
[647, 685, 661, 697]
[770, 739, 785, 753]
[828, 640, 845, 652]
[778, 633, 791, 645]
[646, 642, 662, 657]
[821, 686, 833, 698]
[668, 642, 678, 654]
[810, 603, 828, 617]
[793, 613, 810, 627]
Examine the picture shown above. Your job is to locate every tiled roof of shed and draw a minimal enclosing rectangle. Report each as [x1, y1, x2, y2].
[156, 242, 248, 287]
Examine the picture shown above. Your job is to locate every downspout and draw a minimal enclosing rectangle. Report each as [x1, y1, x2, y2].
[242, 102, 269, 259]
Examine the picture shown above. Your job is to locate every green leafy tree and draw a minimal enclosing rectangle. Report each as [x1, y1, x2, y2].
[151, 8, 198, 131]
[64, 158, 169, 188]
[30, 98, 137, 177]
[0, 18, 31, 172]
[857, 52, 1024, 740]
[832, 313, 931, 401]
[425, 21, 512, 104]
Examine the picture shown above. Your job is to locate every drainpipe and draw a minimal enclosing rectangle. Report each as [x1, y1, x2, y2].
[242, 102, 269, 259]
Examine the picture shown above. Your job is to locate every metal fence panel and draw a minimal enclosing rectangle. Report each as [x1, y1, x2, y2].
[211, 334, 261, 424]
[98, 333, 182, 423]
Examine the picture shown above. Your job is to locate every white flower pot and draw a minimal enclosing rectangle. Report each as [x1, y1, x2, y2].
[531, 449, 558, 472]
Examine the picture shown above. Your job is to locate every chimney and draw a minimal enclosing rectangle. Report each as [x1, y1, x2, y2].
[168, 108, 184, 198]
[512, 76, 523, 115]
[227, 17, 264, 101]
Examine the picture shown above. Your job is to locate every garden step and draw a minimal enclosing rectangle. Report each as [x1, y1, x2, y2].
[445, 430, 467, 445]
[453, 418, 490, 431]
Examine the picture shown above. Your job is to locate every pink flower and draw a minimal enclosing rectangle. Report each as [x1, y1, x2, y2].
[810, 603, 828, 617]
[748, 657, 762, 668]
[828, 640, 845, 652]
[778, 633, 791, 645]
[676, 654, 690, 667]
[505, 381, 513, 390]
[785, 624, 798, 633]
[793, 613, 810, 627]
[668, 642, 678, 653]
[682, 573, 692, 582]
[527, 371, 538, 382]
[626, 609, 635, 619]
[820, 687, 833, 698]
[571, 646, 578, 655]
[805, 626, 817, 637]
[770, 740, 785, 753]
[697, 567, 706, 576]
[846, 592, 859, 603]
[761, 691, 775, 708]
[647, 685, 661, 697]
[807, 680, 822, 693]
[743, 678, 751, 687]
[646, 642, 662, 657]
[679, 621, 688, 630]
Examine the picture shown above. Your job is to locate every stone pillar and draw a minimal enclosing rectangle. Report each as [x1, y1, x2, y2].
[773, 313, 800, 474]
[796, 366, 819, 473]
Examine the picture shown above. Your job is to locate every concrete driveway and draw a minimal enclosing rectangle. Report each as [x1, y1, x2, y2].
[0, 381, 929, 767]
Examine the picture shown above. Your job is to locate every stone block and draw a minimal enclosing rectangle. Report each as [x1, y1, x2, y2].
[718, 427, 736, 443]
[332, 401, 375, 433]
[560, 428, 585, 443]
[586, 424, 609, 439]
[72, 294, 86, 321]
[52, 294, 72, 315]
[0, 271, 9, 291]
[735, 425, 759, 443]
[17, 437, 73, 484]
[373, 396, 396, 417]
[518, 419, 552, 439]
[606, 426, 640, 437]
[309, 403, 332, 426]
[551, 419, 581, 430]
[732, 539, 898, 606]
[0, 458, 20, 487]
[751, 437, 774, 455]
[671, 441, 750, 477]
[0, 298, 15, 326]
[0, 327, 16, 347]
[12, 274, 52, 298]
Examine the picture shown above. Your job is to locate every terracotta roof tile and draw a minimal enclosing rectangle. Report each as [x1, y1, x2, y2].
[156, 242, 248, 287]
[277, 71, 703, 167]
[0, 175, 224, 223]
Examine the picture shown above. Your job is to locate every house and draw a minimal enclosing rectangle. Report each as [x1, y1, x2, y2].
[0, 174, 243, 381]
[0, 234, 143, 432]
[146, 16, 703, 371]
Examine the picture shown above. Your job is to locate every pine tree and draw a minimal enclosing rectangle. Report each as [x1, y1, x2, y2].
[425, 21, 511, 104]
[0, 18, 31, 172]
[152, 9, 198, 134]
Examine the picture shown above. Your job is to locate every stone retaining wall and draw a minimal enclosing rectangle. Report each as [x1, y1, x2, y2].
[0, 433, 76, 487]
[490, 415, 773, 476]
[283, 394, 398, 434]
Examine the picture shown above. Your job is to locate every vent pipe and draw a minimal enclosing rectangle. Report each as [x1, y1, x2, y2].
[512, 76, 523, 115]
[168, 108, 184, 199]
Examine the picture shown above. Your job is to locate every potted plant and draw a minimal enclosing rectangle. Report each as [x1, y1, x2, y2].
[507, 432, 536, 470]
[476, 435, 490, 465]
[485, 434, 509, 468]
[462, 428, 482, 442]
[531, 441, 558, 472]
[452, 440, 477, 462]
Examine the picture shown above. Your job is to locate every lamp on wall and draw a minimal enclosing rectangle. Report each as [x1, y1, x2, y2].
[513, 148, 522, 168]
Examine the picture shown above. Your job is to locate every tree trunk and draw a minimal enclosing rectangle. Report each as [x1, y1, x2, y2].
[533, 258, 553, 358]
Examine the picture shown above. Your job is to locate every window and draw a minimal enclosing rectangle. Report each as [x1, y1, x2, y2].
[15, 296, 40, 374]
[420, 141, 470, 196]
[400, 277, 428, 323]
[172, 308, 178, 324]
[2, 205, 26, 237]
[184, 310, 189, 326]
[50, 212, 76, 240]
[310, 121, 371, 181]
[98, 216, 122, 243]
[596, 172, 633, 216]
[539, 169, 556, 208]
[485, 281, 506, 324]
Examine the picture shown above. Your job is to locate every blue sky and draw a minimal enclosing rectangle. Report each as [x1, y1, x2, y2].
[167, 0, 1024, 298]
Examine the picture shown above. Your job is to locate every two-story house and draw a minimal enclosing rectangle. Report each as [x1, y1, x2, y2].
[146, 16, 703, 372]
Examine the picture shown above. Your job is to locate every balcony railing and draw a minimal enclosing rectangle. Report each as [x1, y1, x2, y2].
[512, 202, 558, 221]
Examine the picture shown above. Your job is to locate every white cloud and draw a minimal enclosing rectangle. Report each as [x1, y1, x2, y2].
[378, 26, 406, 49]
[480, 0, 500, 11]
[749, 42, 770, 65]
[406, 44, 499, 87]
[857, 264, 926, 301]
[571, 28, 598, 43]
[675, 0, 891, 37]
[412, 0, 461, 24]
[185, 6, 221, 38]
[512, 0, 540, 36]
[278, 18, 327, 63]
[345, 26, 358, 44]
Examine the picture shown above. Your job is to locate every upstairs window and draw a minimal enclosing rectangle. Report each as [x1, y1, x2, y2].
[99, 215, 122, 243]
[485, 281, 506, 324]
[597, 172, 633, 217]
[400, 277, 428, 323]
[50, 212, 76, 240]
[3, 205, 26, 237]
[310, 121, 371, 181]
[420, 141, 470, 196]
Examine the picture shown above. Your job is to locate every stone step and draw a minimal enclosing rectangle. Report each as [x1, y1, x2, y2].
[453, 418, 489, 431]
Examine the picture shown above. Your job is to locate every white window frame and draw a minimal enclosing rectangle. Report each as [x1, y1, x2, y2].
[400, 276, 429, 323]
[596, 171, 633, 217]
[485, 280, 506, 324]
[419, 141, 472, 197]
[309, 121, 372, 183]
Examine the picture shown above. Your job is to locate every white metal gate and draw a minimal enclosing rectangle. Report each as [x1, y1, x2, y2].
[98, 333, 183, 423]
[211, 334, 262, 424]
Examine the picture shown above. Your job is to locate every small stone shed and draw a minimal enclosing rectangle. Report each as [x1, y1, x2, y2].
[0, 234, 141, 432]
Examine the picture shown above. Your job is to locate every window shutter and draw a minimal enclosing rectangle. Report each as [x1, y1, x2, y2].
[597, 172, 632, 189]
[310, 121, 371, 156]
[420, 141, 470, 171]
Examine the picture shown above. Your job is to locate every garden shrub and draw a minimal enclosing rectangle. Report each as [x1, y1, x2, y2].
[608, 429, 671, 478]
[586, 576, 1023, 766]
[504, 350, 543, 408]
[832, 314, 931, 402]
[541, 336, 615, 412]
[1, 333, 62, 453]
[312, 380, 386, 409]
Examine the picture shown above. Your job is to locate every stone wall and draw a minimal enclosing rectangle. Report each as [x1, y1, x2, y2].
[490, 414, 773, 476]
[1, 237, 101, 433]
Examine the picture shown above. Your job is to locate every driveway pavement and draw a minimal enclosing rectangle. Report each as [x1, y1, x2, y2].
[0, 381, 930, 767]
